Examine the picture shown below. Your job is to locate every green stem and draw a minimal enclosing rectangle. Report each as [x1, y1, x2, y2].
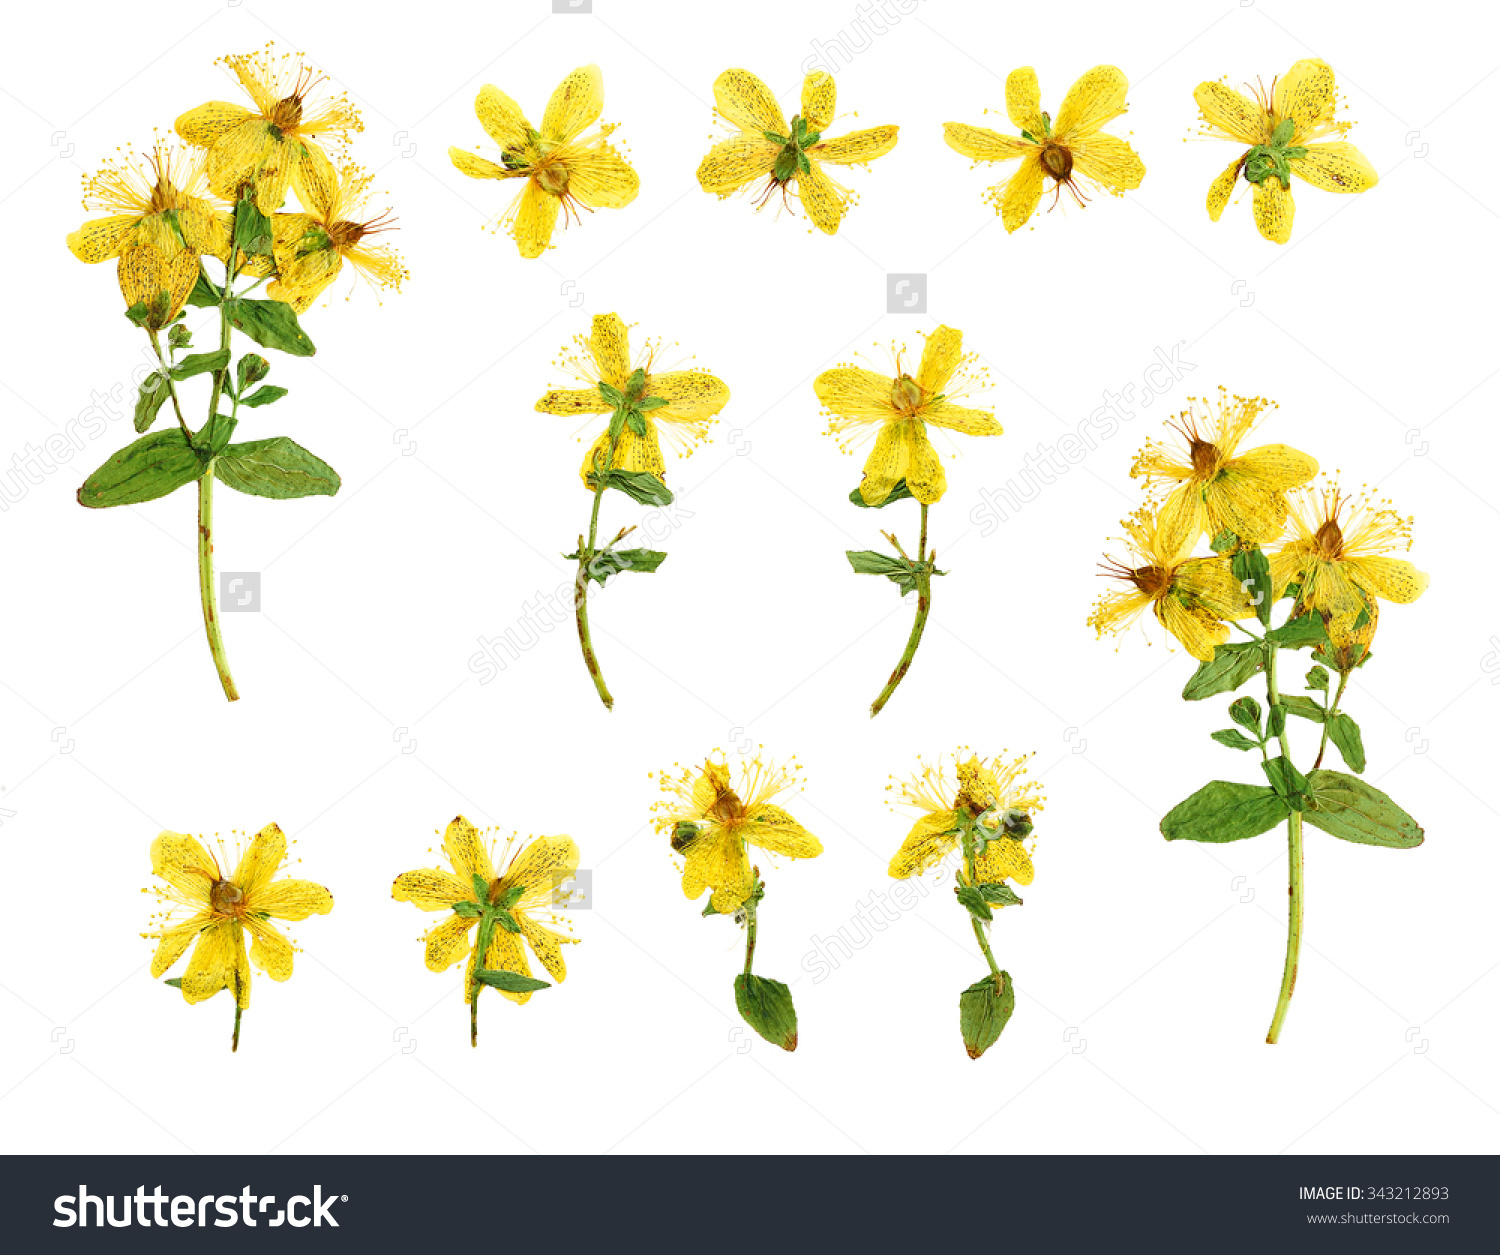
[1312, 671, 1350, 770]
[471, 907, 496, 1048]
[743, 891, 759, 976]
[574, 431, 620, 710]
[197, 472, 239, 702]
[145, 329, 192, 440]
[231, 967, 244, 1053]
[870, 502, 931, 718]
[960, 824, 1002, 982]
[1264, 643, 1303, 1044]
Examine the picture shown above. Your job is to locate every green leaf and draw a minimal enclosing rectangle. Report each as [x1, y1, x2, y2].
[472, 873, 489, 900]
[955, 884, 992, 922]
[223, 298, 317, 357]
[451, 900, 482, 918]
[77, 430, 204, 508]
[849, 478, 916, 508]
[624, 367, 646, 397]
[1281, 695, 1326, 723]
[625, 409, 647, 436]
[1306, 665, 1330, 692]
[1266, 613, 1327, 648]
[239, 385, 289, 409]
[1302, 770, 1423, 848]
[567, 547, 669, 586]
[591, 469, 673, 507]
[1229, 695, 1262, 732]
[1182, 641, 1266, 701]
[1160, 780, 1290, 843]
[1266, 703, 1287, 737]
[1327, 712, 1366, 773]
[497, 885, 525, 909]
[959, 971, 1015, 1060]
[597, 381, 625, 407]
[213, 437, 340, 499]
[636, 395, 668, 412]
[163, 977, 184, 989]
[845, 549, 938, 598]
[170, 348, 230, 381]
[236, 353, 270, 391]
[133, 372, 171, 434]
[474, 968, 551, 993]
[168, 324, 192, 349]
[193, 412, 238, 457]
[187, 272, 222, 308]
[1262, 756, 1310, 809]
[977, 883, 1023, 908]
[1210, 728, 1259, 752]
[1209, 528, 1238, 554]
[1232, 545, 1273, 627]
[233, 192, 275, 258]
[763, 130, 788, 145]
[733, 974, 798, 1051]
[492, 909, 521, 933]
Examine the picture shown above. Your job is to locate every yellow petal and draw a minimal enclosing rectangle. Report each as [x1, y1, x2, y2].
[181, 921, 244, 1006]
[712, 68, 787, 135]
[590, 312, 632, 387]
[815, 366, 897, 426]
[1000, 155, 1047, 233]
[393, 868, 475, 911]
[801, 71, 837, 132]
[178, 203, 231, 261]
[513, 179, 560, 258]
[175, 100, 256, 147]
[566, 143, 639, 209]
[449, 147, 511, 180]
[1292, 142, 1378, 194]
[424, 914, 475, 971]
[1177, 556, 1256, 620]
[499, 834, 580, 911]
[1274, 59, 1336, 138]
[536, 387, 613, 417]
[696, 135, 778, 194]
[797, 158, 845, 234]
[973, 836, 1034, 886]
[1071, 133, 1146, 194]
[1253, 175, 1294, 244]
[916, 324, 964, 395]
[231, 822, 286, 897]
[1346, 556, 1428, 604]
[1052, 65, 1129, 141]
[1207, 153, 1245, 221]
[742, 805, 823, 859]
[1194, 81, 1271, 146]
[812, 125, 899, 166]
[649, 370, 731, 424]
[67, 216, 137, 263]
[681, 827, 753, 913]
[518, 914, 573, 983]
[542, 64, 605, 143]
[467, 924, 534, 1004]
[1155, 595, 1228, 662]
[1154, 484, 1210, 563]
[578, 423, 666, 487]
[150, 831, 218, 903]
[857, 420, 908, 505]
[246, 916, 295, 982]
[923, 400, 1002, 436]
[943, 122, 1032, 164]
[292, 141, 338, 218]
[151, 914, 208, 978]
[1006, 66, 1046, 135]
[251, 878, 334, 921]
[118, 242, 198, 323]
[443, 816, 496, 885]
[888, 810, 960, 878]
[475, 84, 533, 152]
[904, 423, 947, 503]
[1228, 444, 1319, 490]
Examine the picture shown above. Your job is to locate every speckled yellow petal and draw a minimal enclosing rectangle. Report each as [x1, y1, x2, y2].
[1195, 81, 1270, 146]
[393, 868, 475, 911]
[1253, 175, 1294, 244]
[449, 147, 511, 180]
[536, 387, 613, 417]
[904, 423, 947, 504]
[475, 84, 533, 153]
[1052, 65, 1129, 141]
[567, 143, 639, 209]
[67, 216, 138, 263]
[245, 916, 294, 982]
[815, 367, 897, 426]
[1071, 133, 1146, 194]
[467, 924, 534, 1004]
[252, 878, 334, 922]
[1207, 153, 1245, 220]
[648, 371, 731, 424]
[118, 243, 198, 322]
[151, 914, 209, 977]
[1155, 595, 1227, 662]
[916, 325, 964, 395]
[943, 123, 1032, 164]
[973, 836, 1033, 886]
[1292, 142, 1377, 194]
[518, 914, 573, 983]
[513, 179, 560, 258]
[181, 920, 241, 1005]
[923, 401, 1002, 436]
[150, 831, 219, 903]
[801, 71, 837, 132]
[1346, 556, 1428, 604]
[1006, 66, 1046, 135]
[696, 135, 778, 194]
[542, 64, 604, 143]
[999, 155, 1047, 233]
[292, 141, 338, 218]
[1229, 444, 1318, 489]
[1178, 556, 1255, 620]
[443, 815, 496, 885]
[179, 203, 231, 261]
[743, 805, 823, 859]
[589, 312, 631, 387]
[857, 421, 907, 505]
[888, 810, 960, 878]
[682, 828, 753, 913]
[812, 125, 899, 166]
[712, 68, 787, 135]
[1154, 485, 1210, 563]
[231, 823, 286, 897]
[1274, 59, 1336, 138]
[797, 158, 845, 234]
[424, 913, 475, 971]
[499, 834, 580, 911]
[175, 100, 256, 147]
[578, 424, 666, 488]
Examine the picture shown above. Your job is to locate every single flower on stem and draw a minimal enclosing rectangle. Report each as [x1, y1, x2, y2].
[535, 313, 730, 709]
[696, 68, 898, 234]
[144, 823, 333, 1052]
[268, 162, 406, 311]
[393, 817, 580, 1047]
[944, 65, 1146, 233]
[817, 325, 1002, 714]
[888, 750, 1043, 1058]
[1194, 58, 1377, 243]
[449, 65, 638, 258]
[653, 751, 821, 1050]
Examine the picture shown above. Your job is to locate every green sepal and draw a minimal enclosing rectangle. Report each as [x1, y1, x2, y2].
[1271, 118, 1297, 146]
[471, 873, 489, 899]
[977, 882, 1023, 908]
[671, 820, 702, 854]
[955, 884, 992, 922]
[223, 298, 317, 357]
[733, 974, 798, 1051]
[624, 367, 646, 398]
[597, 381, 625, 407]
[163, 977, 184, 989]
[133, 373, 171, 434]
[849, 478, 916, 508]
[474, 969, 551, 993]
[959, 971, 1014, 1060]
[763, 130, 788, 145]
[76, 429, 204, 508]
[635, 395, 668, 412]
[1160, 780, 1290, 843]
[1210, 728, 1259, 752]
[1326, 712, 1366, 773]
[625, 409, 647, 436]
[239, 385, 289, 409]
[492, 909, 521, 933]
[1209, 528, 1238, 554]
[497, 885, 525, 909]
[213, 437, 340, 499]
[772, 148, 799, 182]
[1181, 641, 1266, 701]
[170, 348, 230, 381]
[1302, 770, 1423, 848]
[566, 547, 669, 586]
[700, 899, 720, 917]
[451, 900, 482, 918]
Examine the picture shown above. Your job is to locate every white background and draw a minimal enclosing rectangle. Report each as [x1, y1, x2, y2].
[1, 0, 1496, 1156]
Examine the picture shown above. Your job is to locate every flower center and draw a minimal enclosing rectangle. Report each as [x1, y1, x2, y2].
[1130, 565, 1170, 597]
[537, 164, 570, 196]
[209, 879, 245, 916]
[327, 220, 365, 250]
[1040, 143, 1073, 181]
[889, 374, 924, 415]
[270, 95, 304, 132]
[1314, 519, 1344, 559]
[708, 785, 746, 826]
[1189, 440, 1219, 475]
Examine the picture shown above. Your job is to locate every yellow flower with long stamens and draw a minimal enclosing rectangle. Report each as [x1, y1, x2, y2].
[1131, 388, 1318, 561]
[944, 65, 1145, 233]
[448, 65, 639, 259]
[176, 45, 363, 214]
[1269, 479, 1427, 657]
[1090, 506, 1256, 661]
[267, 162, 406, 312]
[696, 68, 898, 234]
[67, 143, 231, 326]
[653, 753, 823, 914]
[1195, 59, 1377, 244]
[817, 325, 1000, 506]
[392, 817, 580, 1008]
[535, 313, 730, 490]
[144, 824, 333, 1015]
[888, 751, 1043, 884]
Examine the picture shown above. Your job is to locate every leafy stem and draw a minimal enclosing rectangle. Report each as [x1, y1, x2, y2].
[145, 328, 192, 440]
[958, 819, 1003, 982]
[574, 424, 622, 711]
[870, 502, 932, 717]
[1313, 669, 1351, 771]
[742, 879, 760, 977]
[1264, 640, 1304, 1045]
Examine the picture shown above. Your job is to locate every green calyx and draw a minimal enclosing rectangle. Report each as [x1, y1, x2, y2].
[600, 368, 666, 441]
[764, 114, 821, 183]
[1243, 120, 1307, 189]
[1019, 111, 1053, 143]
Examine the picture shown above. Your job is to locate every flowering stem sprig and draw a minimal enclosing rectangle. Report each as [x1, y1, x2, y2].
[866, 501, 939, 716]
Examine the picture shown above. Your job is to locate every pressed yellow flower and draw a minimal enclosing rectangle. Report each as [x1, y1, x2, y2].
[817, 325, 1000, 506]
[267, 162, 406, 312]
[176, 46, 362, 214]
[449, 65, 638, 259]
[696, 68, 898, 234]
[1090, 506, 1256, 661]
[1269, 479, 1427, 655]
[1131, 388, 1318, 561]
[944, 65, 1145, 233]
[392, 817, 580, 1008]
[653, 753, 823, 914]
[144, 824, 333, 1019]
[535, 313, 730, 489]
[1195, 59, 1378, 244]
[67, 143, 231, 326]
[888, 751, 1043, 883]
